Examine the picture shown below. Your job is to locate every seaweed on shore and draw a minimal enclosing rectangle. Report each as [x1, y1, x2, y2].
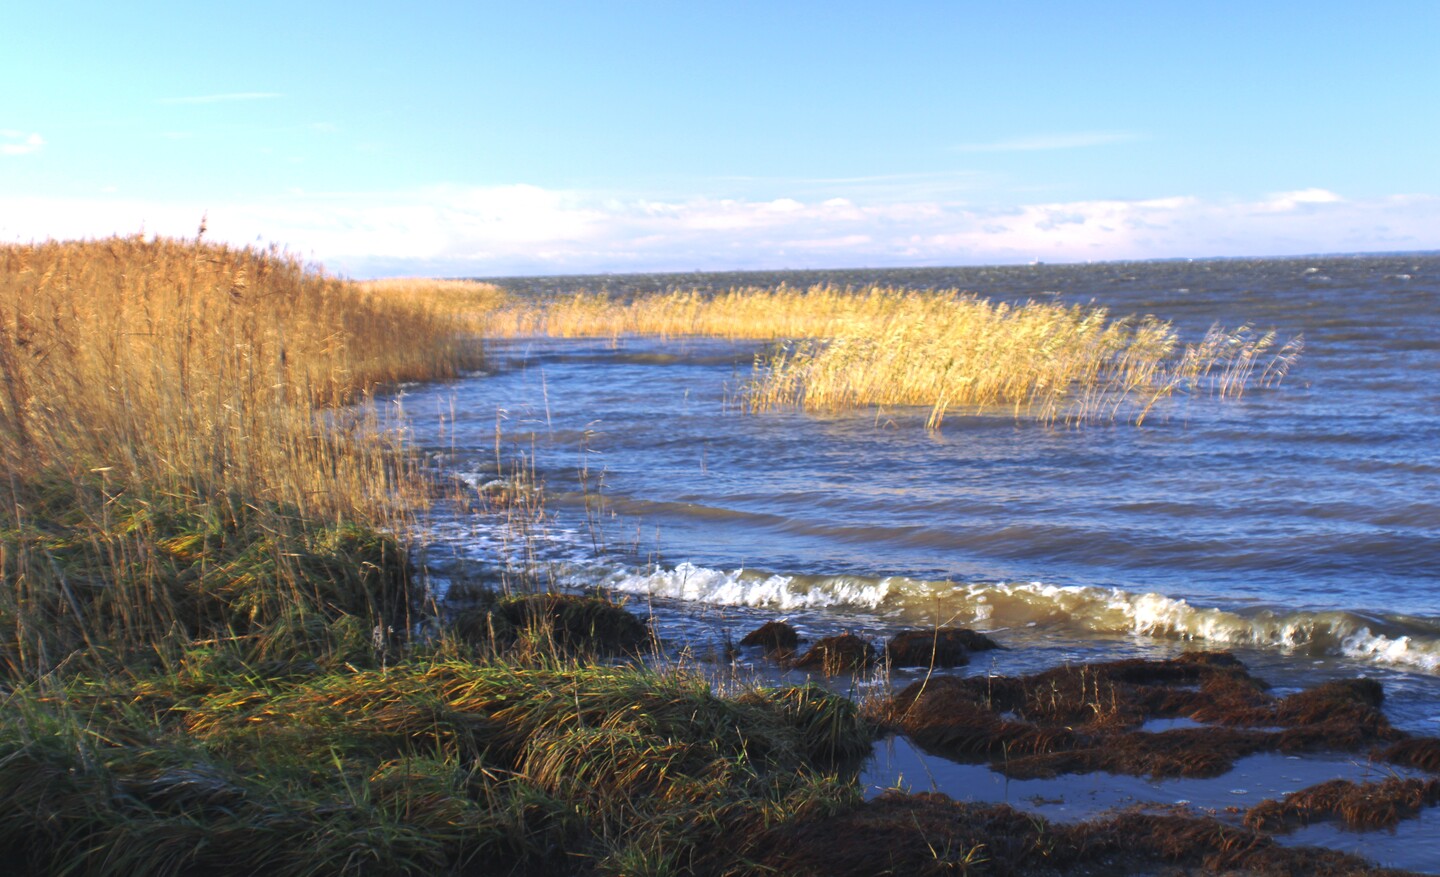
[751, 790, 1418, 877]
[876, 652, 1405, 780]
[1384, 737, 1440, 773]
[1246, 777, 1440, 832]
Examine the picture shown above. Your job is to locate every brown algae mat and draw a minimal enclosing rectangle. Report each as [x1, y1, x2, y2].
[877, 652, 1410, 781]
[752, 789, 1426, 877]
[732, 620, 1440, 873]
[855, 650, 1440, 873]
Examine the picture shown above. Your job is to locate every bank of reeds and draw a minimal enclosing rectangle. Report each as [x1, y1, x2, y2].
[0, 239, 891, 876]
[473, 285, 923, 340]
[0, 235, 482, 672]
[466, 284, 1300, 426]
[359, 277, 511, 335]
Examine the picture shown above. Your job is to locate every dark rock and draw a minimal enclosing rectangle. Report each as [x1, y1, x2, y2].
[739, 620, 800, 653]
[884, 628, 998, 668]
[793, 633, 875, 674]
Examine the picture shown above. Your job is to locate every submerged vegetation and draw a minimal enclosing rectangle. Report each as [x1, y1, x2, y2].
[451, 283, 1300, 426]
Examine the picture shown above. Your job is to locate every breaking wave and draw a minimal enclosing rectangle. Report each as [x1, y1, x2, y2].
[598, 562, 1440, 673]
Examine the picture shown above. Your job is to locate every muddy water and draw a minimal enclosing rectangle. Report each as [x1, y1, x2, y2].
[393, 253, 1440, 869]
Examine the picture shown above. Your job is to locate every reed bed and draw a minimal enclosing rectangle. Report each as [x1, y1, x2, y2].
[468, 284, 1300, 426]
[358, 277, 510, 335]
[476, 285, 939, 340]
[0, 235, 483, 672]
[1, 239, 891, 876]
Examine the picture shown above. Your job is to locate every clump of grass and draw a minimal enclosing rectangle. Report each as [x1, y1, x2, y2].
[0, 658, 873, 876]
[747, 295, 1300, 427]
[0, 481, 405, 673]
[451, 591, 654, 658]
[475, 285, 947, 341]
[358, 277, 511, 336]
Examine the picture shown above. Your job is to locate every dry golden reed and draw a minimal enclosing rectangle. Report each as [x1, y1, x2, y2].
[0, 236, 477, 511]
[465, 284, 1300, 426]
[748, 297, 1300, 427]
[359, 277, 511, 335]
[473, 284, 924, 340]
[0, 235, 482, 670]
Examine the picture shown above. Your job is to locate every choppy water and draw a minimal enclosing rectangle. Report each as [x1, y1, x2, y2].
[395, 254, 1440, 724]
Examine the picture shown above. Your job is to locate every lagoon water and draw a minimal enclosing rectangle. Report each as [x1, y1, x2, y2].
[393, 254, 1439, 866]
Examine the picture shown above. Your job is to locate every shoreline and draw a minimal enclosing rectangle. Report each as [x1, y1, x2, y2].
[4, 238, 1436, 874]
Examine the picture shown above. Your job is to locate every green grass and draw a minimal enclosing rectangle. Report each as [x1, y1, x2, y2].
[0, 475, 407, 676]
[0, 659, 871, 876]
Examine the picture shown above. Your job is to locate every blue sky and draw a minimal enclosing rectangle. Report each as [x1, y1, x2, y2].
[3, 1, 1437, 277]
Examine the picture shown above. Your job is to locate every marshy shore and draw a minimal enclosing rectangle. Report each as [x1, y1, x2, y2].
[1, 238, 1428, 875]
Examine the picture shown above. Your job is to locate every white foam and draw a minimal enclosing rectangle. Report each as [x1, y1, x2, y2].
[601, 561, 893, 610]
[426, 541, 1440, 674]
[1341, 628, 1440, 673]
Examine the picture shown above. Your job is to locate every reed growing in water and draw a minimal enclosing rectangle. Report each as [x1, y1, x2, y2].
[463, 284, 1300, 426]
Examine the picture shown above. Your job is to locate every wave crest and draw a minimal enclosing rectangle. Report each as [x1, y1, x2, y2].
[597, 563, 1440, 672]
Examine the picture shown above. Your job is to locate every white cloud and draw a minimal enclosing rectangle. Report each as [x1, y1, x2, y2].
[1254, 188, 1345, 213]
[1, 131, 44, 156]
[1, 185, 1435, 277]
[953, 132, 1140, 153]
[157, 92, 283, 105]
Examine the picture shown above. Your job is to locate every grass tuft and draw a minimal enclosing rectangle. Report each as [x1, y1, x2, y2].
[0, 658, 872, 876]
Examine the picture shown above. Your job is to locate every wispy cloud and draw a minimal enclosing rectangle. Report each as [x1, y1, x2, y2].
[1252, 188, 1344, 213]
[157, 92, 283, 105]
[953, 131, 1140, 153]
[1, 185, 1434, 277]
[1, 131, 45, 156]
